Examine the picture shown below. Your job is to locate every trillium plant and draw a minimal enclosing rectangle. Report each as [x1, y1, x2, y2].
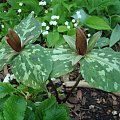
[0, 13, 120, 120]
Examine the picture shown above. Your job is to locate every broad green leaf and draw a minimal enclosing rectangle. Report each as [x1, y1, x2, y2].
[80, 48, 120, 92]
[57, 26, 68, 33]
[50, 45, 79, 78]
[63, 35, 76, 50]
[111, 15, 120, 23]
[87, 31, 102, 53]
[21, 0, 41, 13]
[110, 24, 120, 47]
[24, 108, 35, 120]
[0, 97, 9, 113]
[35, 96, 56, 120]
[14, 13, 41, 44]
[0, 82, 16, 99]
[0, 112, 4, 120]
[0, 44, 15, 71]
[43, 107, 68, 120]
[3, 95, 27, 120]
[35, 96, 68, 120]
[85, 16, 111, 30]
[37, 96, 56, 112]
[95, 37, 109, 48]
[86, 0, 120, 13]
[47, 31, 59, 47]
[72, 9, 89, 24]
[12, 44, 52, 90]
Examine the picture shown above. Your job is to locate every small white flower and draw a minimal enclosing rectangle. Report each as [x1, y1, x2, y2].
[51, 16, 55, 20]
[72, 19, 75, 23]
[49, 21, 53, 25]
[42, 31, 48, 35]
[45, 10, 48, 13]
[87, 34, 91, 37]
[1, 25, 4, 28]
[51, 15, 59, 20]
[3, 74, 10, 83]
[46, 26, 50, 30]
[41, 22, 46, 26]
[31, 11, 34, 14]
[74, 23, 78, 27]
[4, 11, 6, 12]
[67, 26, 70, 29]
[56, 16, 59, 19]
[53, 21, 57, 25]
[39, 1, 46, 6]
[49, 21, 57, 26]
[65, 21, 69, 26]
[18, 9, 22, 13]
[19, 2, 23, 6]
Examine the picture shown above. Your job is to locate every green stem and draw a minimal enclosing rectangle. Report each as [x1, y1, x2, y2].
[62, 74, 82, 103]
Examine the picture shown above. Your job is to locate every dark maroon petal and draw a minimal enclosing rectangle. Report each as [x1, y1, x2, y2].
[76, 28, 87, 55]
[6, 29, 21, 52]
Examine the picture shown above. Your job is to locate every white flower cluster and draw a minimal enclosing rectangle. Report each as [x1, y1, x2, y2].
[39, 1, 46, 6]
[41, 22, 50, 35]
[49, 15, 60, 26]
[49, 21, 57, 26]
[3, 74, 15, 83]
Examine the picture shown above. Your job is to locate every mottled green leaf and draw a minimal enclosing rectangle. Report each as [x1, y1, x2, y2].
[87, 31, 102, 53]
[3, 95, 27, 120]
[110, 24, 120, 47]
[12, 44, 52, 89]
[80, 48, 120, 92]
[50, 45, 79, 78]
[95, 37, 109, 48]
[85, 16, 111, 30]
[0, 82, 16, 99]
[0, 44, 15, 71]
[14, 13, 41, 44]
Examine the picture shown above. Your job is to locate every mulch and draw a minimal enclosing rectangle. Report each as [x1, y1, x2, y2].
[66, 87, 120, 120]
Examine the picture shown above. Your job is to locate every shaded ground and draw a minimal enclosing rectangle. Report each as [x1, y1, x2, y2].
[67, 87, 120, 120]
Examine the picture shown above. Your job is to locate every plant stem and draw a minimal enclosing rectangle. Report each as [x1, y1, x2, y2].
[49, 79, 61, 103]
[62, 74, 82, 103]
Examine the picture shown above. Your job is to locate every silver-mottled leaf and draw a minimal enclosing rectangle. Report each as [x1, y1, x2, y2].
[12, 45, 52, 89]
[50, 45, 79, 78]
[0, 44, 15, 71]
[80, 48, 120, 92]
[14, 13, 41, 44]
